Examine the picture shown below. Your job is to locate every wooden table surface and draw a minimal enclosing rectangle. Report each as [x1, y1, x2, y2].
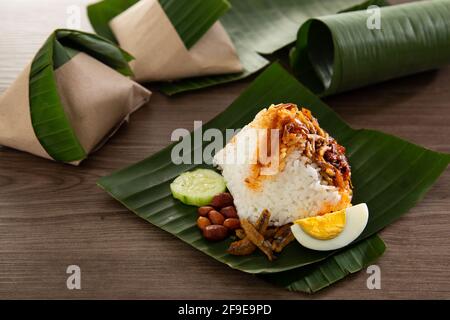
[0, 0, 449, 300]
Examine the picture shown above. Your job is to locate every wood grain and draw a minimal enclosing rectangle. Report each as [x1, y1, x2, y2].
[0, 0, 449, 299]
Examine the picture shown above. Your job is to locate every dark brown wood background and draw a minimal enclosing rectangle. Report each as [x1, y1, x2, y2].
[0, 0, 448, 299]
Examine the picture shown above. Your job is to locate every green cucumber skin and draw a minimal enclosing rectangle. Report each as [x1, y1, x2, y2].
[170, 169, 226, 207]
[170, 188, 215, 207]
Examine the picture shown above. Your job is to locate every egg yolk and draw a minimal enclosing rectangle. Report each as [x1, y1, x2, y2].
[295, 209, 346, 240]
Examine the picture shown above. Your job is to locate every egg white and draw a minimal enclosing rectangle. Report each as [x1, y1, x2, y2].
[291, 203, 369, 251]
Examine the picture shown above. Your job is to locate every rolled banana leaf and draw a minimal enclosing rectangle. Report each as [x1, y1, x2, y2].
[291, 0, 450, 96]
[98, 63, 450, 291]
[0, 29, 151, 164]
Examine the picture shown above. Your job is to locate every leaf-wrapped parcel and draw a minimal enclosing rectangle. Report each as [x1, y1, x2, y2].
[89, 0, 242, 82]
[291, 0, 450, 96]
[89, 0, 388, 94]
[0, 29, 151, 164]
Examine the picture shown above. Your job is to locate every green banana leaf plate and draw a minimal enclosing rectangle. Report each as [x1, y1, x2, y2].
[98, 63, 449, 292]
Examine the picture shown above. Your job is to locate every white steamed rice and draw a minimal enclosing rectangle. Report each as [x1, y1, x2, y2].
[213, 125, 343, 226]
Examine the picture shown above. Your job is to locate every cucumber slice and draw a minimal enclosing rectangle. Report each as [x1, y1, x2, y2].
[170, 169, 226, 207]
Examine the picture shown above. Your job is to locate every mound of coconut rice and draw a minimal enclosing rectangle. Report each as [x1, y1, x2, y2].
[213, 103, 352, 226]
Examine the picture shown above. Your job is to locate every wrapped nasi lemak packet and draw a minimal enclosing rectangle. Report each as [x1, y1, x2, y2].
[0, 29, 151, 165]
[107, 0, 243, 82]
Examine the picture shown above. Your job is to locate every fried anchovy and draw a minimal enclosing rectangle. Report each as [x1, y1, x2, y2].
[273, 224, 292, 239]
[264, 227, 278, 240]
[227, 238, 256, 256]
[254, 209, 271, 234]
[272, 224, 295, 253]
[228, 210, 273, 259]
[240, 219, 275, 261]
[235, 229, 246, 240]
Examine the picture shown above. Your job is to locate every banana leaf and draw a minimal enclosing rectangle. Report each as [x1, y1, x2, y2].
[159, 0, 231, 49]
[87, 0, 138, 42]
[87, 0, 388, 95]
[98, 63, 450, 280]
[262, 234, 386, 293]
[29, 29, 133, 162]
[291, 0, 450, 96]
[87, 0, 231, 49]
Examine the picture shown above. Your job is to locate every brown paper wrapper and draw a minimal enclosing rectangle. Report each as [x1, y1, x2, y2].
[0, 52, 152, 164]
[110, 0, 243, 82]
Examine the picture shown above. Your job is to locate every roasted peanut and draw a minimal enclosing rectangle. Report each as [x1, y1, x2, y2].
[198, 206, 214, 217]
[210, 192, 234, 208]
[203, 225, 228, 241]
[220, 206, 238, 219]
[208, 210, 225, 225]
[197, 216, 211, 231]
[223, 218, 240, 230]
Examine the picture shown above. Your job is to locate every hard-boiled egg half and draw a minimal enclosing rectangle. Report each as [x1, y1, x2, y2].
[291, 203, 369, 251]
